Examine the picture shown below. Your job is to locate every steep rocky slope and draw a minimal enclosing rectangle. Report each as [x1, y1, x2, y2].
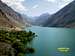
[43, 1, 75, 28]
[0, 0, 27, 30]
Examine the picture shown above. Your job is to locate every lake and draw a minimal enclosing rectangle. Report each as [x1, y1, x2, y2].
[26, 26, 75, 56]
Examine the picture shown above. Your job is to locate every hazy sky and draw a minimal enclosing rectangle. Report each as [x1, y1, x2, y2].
[2, 0, 74, 16]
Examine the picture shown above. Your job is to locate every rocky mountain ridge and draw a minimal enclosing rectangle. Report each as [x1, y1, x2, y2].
[0, 0, 28, 30]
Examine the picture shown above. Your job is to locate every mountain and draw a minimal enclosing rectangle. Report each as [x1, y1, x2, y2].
[0, 0, 28, 30]
[32, 13, 50, 26]
[43, 1, 75, 28]
[22, 14, 34, 26]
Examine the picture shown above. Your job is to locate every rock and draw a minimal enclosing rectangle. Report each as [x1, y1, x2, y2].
[0, 42, 15, 56]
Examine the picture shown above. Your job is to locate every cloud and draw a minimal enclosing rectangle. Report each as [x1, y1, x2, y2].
[14, 3, 27, 12]
[44, 0, 73, 3]
[58, 0, 74, 8]
[32, 5, 39, 9]
[44, 0, 56, 2]
[44, 0, 74, 9]
[63, 0, 73, 3]
[47, 0, 56, 2]
[1, 0, 74, 16]
[1, 0, 27, 13]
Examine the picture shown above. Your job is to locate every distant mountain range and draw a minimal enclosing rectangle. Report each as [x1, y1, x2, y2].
[30, 0, 75, 28]
[1, 0, 75, 28]
[31, 13, 50, 26]
[42, 1, 75, 28]
[0, 0, 29, 30]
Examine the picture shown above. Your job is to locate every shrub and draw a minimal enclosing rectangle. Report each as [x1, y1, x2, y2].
[0, 30, 36, 56]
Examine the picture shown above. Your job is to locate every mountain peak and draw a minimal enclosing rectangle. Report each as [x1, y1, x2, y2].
[39, 13, 50, 17]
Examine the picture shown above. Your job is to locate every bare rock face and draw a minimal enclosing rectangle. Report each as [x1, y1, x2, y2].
[0, 0, 27, 30]
[0, 42, 15, 56]
[43, 1, 75, 28]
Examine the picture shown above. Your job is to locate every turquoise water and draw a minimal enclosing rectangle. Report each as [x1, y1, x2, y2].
[26, 26, 75, 56]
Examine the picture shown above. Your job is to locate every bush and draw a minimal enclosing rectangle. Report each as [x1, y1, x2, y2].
[0, 30, 36, 56]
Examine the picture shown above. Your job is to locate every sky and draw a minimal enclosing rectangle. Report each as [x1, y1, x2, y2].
[1, 0, 74, 16]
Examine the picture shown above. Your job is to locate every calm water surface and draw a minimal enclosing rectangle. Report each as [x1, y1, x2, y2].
[26, 26, 75, 56]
